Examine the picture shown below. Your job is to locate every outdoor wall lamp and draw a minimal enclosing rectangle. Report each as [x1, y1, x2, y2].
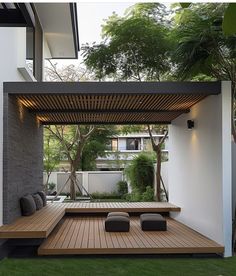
[187, 120, 194, 129]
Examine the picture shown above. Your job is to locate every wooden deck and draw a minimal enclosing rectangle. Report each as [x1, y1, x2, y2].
[38, 216, 224, 255]
[0, 202, 180, 239]
[64, 202, 181, 213]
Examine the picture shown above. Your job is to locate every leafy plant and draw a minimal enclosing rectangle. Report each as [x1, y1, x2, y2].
[125, 188, 142, 202]
[45, 182, 56, 192]
[117, 181, 128, 197]
[141, 186, 154, 202]
[126, 153, 154, 193]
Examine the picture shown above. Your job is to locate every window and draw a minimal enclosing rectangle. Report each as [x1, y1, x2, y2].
[106, 138, 118, 151]
[126, 138, 141, 150]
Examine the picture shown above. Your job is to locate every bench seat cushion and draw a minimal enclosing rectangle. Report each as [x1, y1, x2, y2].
[32, 194, 44, 210]
[38, 191, 47, 206]
[140, 213, 167, 231]
[105, 216, 130, 232]
[20, 194, 36, 216]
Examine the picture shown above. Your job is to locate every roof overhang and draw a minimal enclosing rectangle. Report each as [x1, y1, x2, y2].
[4, 81, 221, 125]
[34, 3, 79, 59]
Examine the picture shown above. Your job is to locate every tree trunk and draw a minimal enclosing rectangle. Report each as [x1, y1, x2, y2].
[70, 164, 76, 200]
[156, 149, 161, 202]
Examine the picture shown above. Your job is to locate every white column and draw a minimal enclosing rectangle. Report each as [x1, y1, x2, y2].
[221, 81, 232, 257]
[0, 82, 3, 226]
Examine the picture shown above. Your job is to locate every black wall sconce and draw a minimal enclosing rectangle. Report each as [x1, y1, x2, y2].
[187, 120, 194, 129]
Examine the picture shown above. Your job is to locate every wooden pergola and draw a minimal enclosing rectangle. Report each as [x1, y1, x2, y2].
[4, 81, 221, 125]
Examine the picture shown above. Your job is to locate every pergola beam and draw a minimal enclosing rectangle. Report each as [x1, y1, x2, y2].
[4, 81, 221, 95]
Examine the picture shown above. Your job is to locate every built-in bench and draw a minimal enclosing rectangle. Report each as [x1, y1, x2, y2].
[0, 204, 65, 238]
[0, 202, 181, 239]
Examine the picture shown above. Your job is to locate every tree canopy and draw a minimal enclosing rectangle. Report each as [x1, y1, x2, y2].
[171, 3, 236, 139]
[82, 3, 172, 81]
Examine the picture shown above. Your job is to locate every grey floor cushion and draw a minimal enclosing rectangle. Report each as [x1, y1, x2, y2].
[107, 212, 129, 218]
[38, 191, 47, 206]
[20, 194, 36, 216]
[105, 216, 130, 232]
[140, 213, 167, 231]
[32, 194, 44, 210]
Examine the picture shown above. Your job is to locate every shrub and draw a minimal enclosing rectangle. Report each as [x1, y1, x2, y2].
[126, 153, 154, 193]
[46, 182, 56, 191]
[141, 186, 154, 202]
[125, 188, 141, 202]
[91, 191, 120, 200]
[117, 181, 128, 197]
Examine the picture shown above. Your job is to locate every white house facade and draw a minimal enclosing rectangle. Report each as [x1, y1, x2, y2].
[96, 132, 168, 170]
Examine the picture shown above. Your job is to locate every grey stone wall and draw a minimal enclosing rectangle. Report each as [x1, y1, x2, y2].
[3, 95, 43, 224]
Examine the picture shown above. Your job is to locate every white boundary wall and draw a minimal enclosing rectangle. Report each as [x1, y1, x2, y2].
[44, 171, 123, 195]
[168, 81, 232, 257]
[0, 28, 26, 226]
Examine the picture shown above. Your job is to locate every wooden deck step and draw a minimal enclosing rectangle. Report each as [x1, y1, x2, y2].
[0, 204, 65, 238]
[38, 216, 224, 255]
[64, 202, 181, 213]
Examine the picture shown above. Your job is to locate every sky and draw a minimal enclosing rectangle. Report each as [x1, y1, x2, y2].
[57, 2, 133, 66]
[77, 2, 133, 45]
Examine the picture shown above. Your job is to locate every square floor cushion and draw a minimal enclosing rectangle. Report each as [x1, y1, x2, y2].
[140, 213, 167, 231]
[107, 212, 129, 218]
[105, 216, 130, 232]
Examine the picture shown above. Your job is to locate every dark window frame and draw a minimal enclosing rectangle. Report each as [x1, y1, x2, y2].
[126, 138, 141, 151]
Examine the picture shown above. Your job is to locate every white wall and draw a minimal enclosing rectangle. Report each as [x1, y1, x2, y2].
[232, 142, 236, 219]
[44, 171, 123, 195]
[88, 171, 123, 194]
[161, 162, 168, 192]
[0, 28, 26, 226]
[168, 82, 232, 257]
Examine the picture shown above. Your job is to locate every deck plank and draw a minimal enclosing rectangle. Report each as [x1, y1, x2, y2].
[38, 216, 224, 255]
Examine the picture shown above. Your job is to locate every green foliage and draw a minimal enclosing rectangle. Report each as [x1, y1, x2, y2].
[82, 5, 171, 81]
[171, 3, 236, 81]
[91, 191, 120, 200]
[126, 153, 154, 193]
[45, 182, 56, 192]
[44, 125, 117, 172]
[141, 186, 154, 201]
[117, 181, 128, 197]
[179, 3, 191, 9]
[125, 186, 154, 202]
[125, 188, 142, 202]
[43, 128, 61, 175]
[82, 125, 117, 170]
[222, 3, 236, 36]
